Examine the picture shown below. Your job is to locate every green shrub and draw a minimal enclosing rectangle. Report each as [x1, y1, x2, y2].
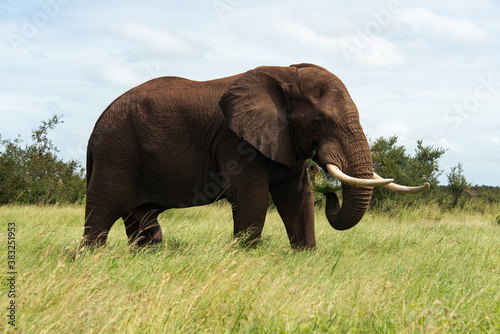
[307, 160, 340, 207]
[446, 162, 471, 209]
[369, 136, 446, 211]
[0, 115, 86, 205]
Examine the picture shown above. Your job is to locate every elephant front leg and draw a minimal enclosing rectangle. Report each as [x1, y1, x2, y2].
[270, 170, 316, 250]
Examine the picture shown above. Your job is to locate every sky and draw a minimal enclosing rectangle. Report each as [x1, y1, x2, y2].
[1, 0, 499, 186]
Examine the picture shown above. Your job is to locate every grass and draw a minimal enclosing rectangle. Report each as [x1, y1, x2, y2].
[1, 202, 499, 333]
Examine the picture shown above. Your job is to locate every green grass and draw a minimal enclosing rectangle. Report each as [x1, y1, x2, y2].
[1, 203, 499, 333]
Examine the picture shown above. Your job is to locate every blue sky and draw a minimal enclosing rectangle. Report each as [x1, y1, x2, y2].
[1, 0, 499, 185]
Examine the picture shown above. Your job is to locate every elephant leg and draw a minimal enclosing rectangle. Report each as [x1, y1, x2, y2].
[269, 168, 316, 250]
[83, 203, 122, 248]
[227, 185, 269, 245]
[123, 206, 164, 246]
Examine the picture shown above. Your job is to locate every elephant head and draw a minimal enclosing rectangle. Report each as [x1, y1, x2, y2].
[220, 64, 428, 231]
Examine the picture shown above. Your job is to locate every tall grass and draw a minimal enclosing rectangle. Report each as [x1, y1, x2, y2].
[1, 203, 499, 333]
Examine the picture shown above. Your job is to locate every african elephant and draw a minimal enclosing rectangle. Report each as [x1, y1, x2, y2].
[84, 63, 428, 249]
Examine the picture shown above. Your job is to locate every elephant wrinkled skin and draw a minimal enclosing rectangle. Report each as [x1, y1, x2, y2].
[83, 64, 428, 249]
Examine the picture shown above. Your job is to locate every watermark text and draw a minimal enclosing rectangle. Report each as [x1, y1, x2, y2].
[7, 222, 16, 327]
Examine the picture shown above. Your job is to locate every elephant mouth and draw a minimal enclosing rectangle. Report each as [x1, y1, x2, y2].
[310, 142, 320, 159]
[297, 140, 319, 160]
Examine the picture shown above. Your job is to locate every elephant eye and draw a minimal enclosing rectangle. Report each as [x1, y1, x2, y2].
[311, 118, 325, 129]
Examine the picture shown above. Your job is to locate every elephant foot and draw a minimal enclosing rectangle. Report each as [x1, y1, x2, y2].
[81, 227, 109, 250]
[123, 207, 164, 247]
[234, 230, 263, 249]
[130, 225, 164, 247]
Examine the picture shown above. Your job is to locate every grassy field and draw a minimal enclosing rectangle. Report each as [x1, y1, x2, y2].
[1, 203, 499, 333]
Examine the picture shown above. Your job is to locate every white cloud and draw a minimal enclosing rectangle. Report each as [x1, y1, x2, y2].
[108, 22, 202, 58]
[274, 20, 405, 68]
[277, 19, 336, 51]
[87, 64, 143, 87]
[397, 7, 490, 43]
[373, 121, 409, 138]
[340, 35, 405, 67]
[433, 137, 461, 152]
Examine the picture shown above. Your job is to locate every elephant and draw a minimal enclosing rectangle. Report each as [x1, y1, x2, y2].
[83, 63, 428, 249]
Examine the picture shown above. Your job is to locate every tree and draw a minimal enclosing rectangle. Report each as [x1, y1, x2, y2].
[370, 136, 446, 209]
[0, 115, 86, 204]
[446, 162, 470, 208]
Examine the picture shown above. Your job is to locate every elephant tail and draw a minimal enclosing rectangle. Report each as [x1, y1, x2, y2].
[86, 142, 93, 188]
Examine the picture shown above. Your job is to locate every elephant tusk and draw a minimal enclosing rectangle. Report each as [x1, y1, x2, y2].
[373, 173, 430, 194]
[326, 164, 394, 187]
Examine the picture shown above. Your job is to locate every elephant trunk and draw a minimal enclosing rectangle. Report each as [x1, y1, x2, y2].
[320, 118, 430, 230]
[325, 185, 372, 230]
[321, 129, 375, 230]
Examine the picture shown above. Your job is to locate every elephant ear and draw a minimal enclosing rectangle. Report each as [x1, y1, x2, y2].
[219, 66, 298, 167]
[290, 63, 328, 72]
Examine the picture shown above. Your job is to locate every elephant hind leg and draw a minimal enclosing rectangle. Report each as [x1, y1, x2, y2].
[123, 205, 164, 246]
[83, 204, 122, 248]
[227, 186, 269, 247]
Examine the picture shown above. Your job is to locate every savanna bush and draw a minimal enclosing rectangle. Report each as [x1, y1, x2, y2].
[0, 115, 86, 205]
